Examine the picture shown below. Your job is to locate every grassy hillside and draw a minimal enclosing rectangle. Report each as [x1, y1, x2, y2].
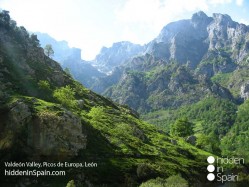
[0, 10, 215, 186]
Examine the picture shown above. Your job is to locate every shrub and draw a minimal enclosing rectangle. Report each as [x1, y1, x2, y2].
[165, 175, 188, 187]
[66, 180, 75, 187]
[38, 80, 51, 91]
[139, 175, 188, 187]
[53, 85, 77, 108]
[140, 177, 167, 187]
[37, 80, 52, 100]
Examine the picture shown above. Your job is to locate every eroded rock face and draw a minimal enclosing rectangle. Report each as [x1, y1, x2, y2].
[8, 101, 32, 130]
[240, 81, 249, 100]
[148, 11, 249, 68]
[5, 100, 87, 158]
[93, 41, 144, 74]
[32, 110, 87, 157]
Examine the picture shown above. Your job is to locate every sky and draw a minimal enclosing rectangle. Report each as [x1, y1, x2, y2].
[1, 0, 249, 60]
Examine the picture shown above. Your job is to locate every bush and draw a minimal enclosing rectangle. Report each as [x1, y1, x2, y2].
[165, 175, 188, 187]
[38, 80, 51, 91]
[66, 180, 75, 187]
[87, 106, 106, 121]
[139, 175, 188, 187]
[140, 177, 167, 187]
[53, 85, 77, 108]
[37, 80, 52, 100]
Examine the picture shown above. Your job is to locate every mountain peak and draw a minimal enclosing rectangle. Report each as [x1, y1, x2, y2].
[94, 41, 144, 73]
[212, 13, 233, 24]
[191, 11, 213, 27]
[191, 11, 208, 21]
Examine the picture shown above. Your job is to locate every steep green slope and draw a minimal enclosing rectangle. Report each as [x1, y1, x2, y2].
[211, 65, 249, 98]
[0, 10, 214, 186]
[142, 97, 237, 134]
[221, 99, 249, 161]
[142, 97, 237, 154]
[104, 60, 234, 113]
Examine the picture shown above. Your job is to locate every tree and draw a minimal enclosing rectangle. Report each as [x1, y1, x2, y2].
[44, 44, 54, 58]
[170, 118, 194, 137]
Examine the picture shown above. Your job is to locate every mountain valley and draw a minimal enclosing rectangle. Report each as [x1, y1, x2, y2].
[1, 9, 249, 187]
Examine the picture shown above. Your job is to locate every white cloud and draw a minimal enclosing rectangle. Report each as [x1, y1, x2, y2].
[209, 0, 232, 5]
[0, 0, 114, 60]
[236, 0, 244, 6]
[121, 27, 140, 43]
[116, 0, 209, 24]
[115, 0, 246, 45]
[115, 0, 240, 28]
[116, 0, 242, 28]
[115, 0, 209, 44]
[240, 19, 249, 25]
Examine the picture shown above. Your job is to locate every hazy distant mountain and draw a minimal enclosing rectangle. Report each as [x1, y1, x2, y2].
[35, 32, 104, 87]
[35, 32, 81, 63]
[93, 41, 145, 74]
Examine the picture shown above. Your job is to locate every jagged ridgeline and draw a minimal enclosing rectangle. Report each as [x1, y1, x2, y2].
[92, 11, 249, 113]
[0, 10, 217, 187]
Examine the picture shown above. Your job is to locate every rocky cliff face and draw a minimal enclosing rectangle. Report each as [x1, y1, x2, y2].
[146, 12, 211, 67]
[0, 15, 88, 159]
[92, 11, 249, 112]
[2, 99, 86, 158]
[145, 11, 249, 67]
[93, 41, 144, 73]
[240, 81, 249, 100]
[104, 64, 233, 112]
